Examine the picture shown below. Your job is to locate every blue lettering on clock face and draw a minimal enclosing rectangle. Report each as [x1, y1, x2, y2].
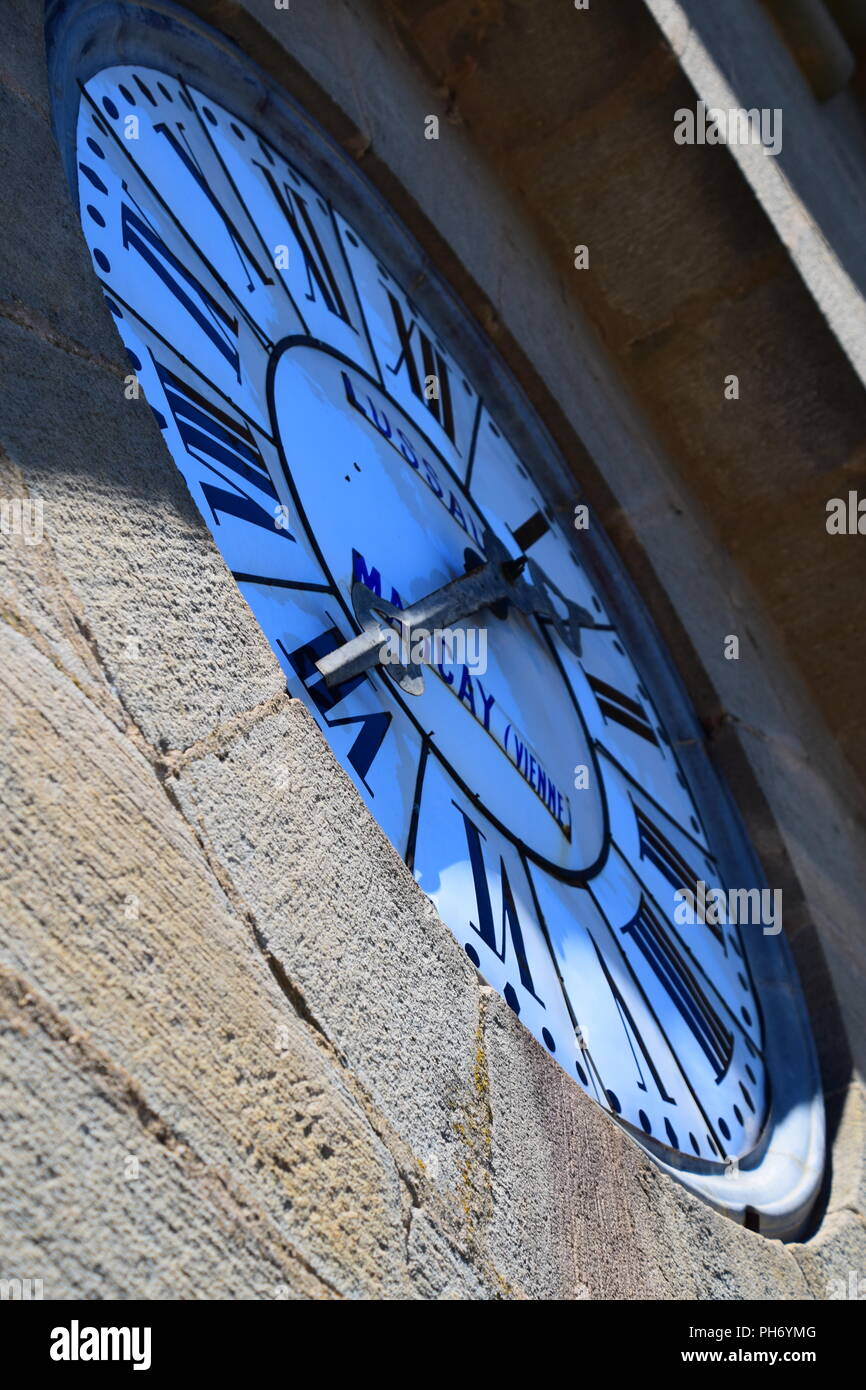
[351, 547, 573, 838]
[342, 371, 486, 552]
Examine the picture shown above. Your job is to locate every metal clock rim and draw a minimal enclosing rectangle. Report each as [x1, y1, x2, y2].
[47, 0, 826, 1238]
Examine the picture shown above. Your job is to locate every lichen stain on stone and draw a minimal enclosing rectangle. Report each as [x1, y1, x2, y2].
[450, 1019, 494, 1248]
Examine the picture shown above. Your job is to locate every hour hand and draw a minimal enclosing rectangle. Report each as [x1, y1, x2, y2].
[314, 526, 595, 692]
[314, 539, 523, 694]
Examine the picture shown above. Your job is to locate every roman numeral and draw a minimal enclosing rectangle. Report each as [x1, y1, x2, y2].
[154, 120, 274, 294]
[283, 629, 392, 792]
[120, 201, 240, 378]
[622, 898, 734, 1080]
[456, 806, 544, 1005]
[153, 360, 293, 541]
[635, 807, 724, 948]
[252, 162, 352, 324]
[511, 509, 550, 552]
[386, 293, 456, 444]
[588, 674, 658, 745]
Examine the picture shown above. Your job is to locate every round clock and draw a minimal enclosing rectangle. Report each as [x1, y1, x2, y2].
[49, 0, 824, 1236]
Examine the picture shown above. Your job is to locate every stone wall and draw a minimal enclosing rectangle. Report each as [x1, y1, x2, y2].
[0, 0, 864, 1298]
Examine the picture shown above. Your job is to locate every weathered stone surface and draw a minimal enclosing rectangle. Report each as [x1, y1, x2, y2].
[718, 723, 866, 1085]
[0, 0, 51, 115]
[632, 1156, 812, 1301]
[0, 972, 332, 1301]
[0, 81, 126, 362]
[394, 0, 776, 343]
[481, 987, 810, 1300]
[0, 448, 121, 730]
[645, 0, 866, 375]
[604, 486, 812, 748]
[825, 1082, 866, 1221]
[5, 596, 853, 1300]
[406, 1210, 493, 1300]
[792, 1211, 866, 1299]
[169, 696, 485, 1240]
[0, 316, 286, 752]
[0, 624, 411, 1298]
[632, 274, 864, 529]
[628, 275, 866, 782]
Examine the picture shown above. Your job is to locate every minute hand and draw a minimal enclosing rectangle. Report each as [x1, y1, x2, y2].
[315, 527, 595, 693]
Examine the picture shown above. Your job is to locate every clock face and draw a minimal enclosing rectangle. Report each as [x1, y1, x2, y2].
[52, 0, 823, 1231]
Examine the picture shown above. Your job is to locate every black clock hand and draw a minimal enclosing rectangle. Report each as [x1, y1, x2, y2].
[315, 527, 596, 692]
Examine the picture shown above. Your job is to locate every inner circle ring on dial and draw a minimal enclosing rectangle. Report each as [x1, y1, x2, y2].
[267, 335, 611, 883]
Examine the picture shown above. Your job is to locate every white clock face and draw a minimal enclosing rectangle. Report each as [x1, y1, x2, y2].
[54, 1, 822, 1231]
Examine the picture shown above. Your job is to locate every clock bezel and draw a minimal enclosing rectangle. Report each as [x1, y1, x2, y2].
[47, 0, 825, 1238]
